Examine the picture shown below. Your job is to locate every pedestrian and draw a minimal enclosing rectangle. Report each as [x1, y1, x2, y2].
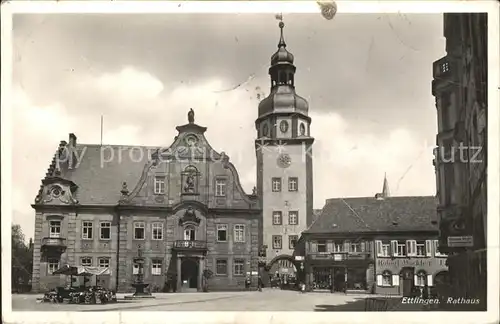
[258, 276, 263, 292]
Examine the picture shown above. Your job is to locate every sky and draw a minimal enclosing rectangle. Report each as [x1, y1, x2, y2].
[11, 13, 445, 239]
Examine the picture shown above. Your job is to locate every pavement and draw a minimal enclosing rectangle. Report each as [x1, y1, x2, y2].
[11, 289, 430, 311]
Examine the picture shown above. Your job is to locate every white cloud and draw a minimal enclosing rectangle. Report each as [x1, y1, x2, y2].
[94, 66, 164, 100]
[311, 111, 435, 204]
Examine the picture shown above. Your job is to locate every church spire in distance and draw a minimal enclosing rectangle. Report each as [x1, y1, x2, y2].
[382, 173, 390, 198]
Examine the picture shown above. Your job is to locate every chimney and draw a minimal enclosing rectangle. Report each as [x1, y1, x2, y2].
[69, 133, 77, 146]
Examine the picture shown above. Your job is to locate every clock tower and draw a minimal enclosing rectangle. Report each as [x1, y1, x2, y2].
[255, 21, 314, 273]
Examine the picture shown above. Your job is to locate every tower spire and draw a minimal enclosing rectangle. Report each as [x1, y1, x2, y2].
[382, 173, 390, 198]
[278, 21, 286, 48]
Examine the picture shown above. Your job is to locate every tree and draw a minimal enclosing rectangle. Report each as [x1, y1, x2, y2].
[12, 224, 33, 293]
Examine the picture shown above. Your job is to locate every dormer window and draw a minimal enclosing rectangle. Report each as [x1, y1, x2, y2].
[215, 179, 227, 197]
[154, 176, 165, 195]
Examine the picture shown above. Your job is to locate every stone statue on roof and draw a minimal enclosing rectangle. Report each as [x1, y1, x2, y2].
[188, 108, 195, 124]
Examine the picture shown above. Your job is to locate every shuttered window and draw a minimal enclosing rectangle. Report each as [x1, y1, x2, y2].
[425, 240, 433, 257]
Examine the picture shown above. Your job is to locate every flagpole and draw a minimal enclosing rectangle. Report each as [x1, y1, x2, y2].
[100, 115, 103, 146]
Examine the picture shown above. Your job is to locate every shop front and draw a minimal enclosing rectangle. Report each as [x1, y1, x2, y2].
[374, 257, 448, 296]
[306, 253, 372, 293]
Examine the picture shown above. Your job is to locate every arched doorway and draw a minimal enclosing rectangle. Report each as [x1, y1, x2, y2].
[181, 258, 199, 290]
[265, 255, 303, 288]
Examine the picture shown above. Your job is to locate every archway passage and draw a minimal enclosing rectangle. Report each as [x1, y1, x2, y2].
[181, 258, 199, 289]
[264, 255, 304, 288]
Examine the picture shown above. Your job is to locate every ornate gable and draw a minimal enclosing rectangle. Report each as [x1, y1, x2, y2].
[36, 177, 79, 205]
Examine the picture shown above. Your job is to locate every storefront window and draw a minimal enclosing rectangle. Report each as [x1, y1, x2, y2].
[346, 268, 366, 290]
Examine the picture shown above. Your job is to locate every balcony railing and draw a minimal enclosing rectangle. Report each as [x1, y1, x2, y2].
[173, 240, 207, 250]
[41, 237, 67, 254]
[309, 252, 372, 261]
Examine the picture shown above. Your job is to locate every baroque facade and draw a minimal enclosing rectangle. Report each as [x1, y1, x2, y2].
[431, 13, 487, 309]
[297, 178, 448, 296]
[32, 118, 261, 293]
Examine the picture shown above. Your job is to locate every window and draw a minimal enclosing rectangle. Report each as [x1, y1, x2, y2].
[289, 235, 298, 249]
[317, 240, 327, 253]
[100, 222, 111, 240]
[216, 259, 228, 275]
[434, 240, 447, 257]
[152, 260, 162, 276]
[334, 242, 343, 252]
[80, 257, 92, 267]
[272, 177, 282, 192]
[376, 241, 390, 257]
[134, 222, 145, 240]
[234, 225, 245, 243]
[49, 221, 61, 238]
[215, 179, 226, 197]
[391, 240, 406, 257]
[133, 263, 139, 275]
[440, 61, 449, 73]
[381, 271, 392, 286]
[288, 177, 298, 191]
[98, 258, 110, 269]
[350, 243, 361, 253]
[272, 235, 282, 249]
[288, 211, 298, 225]
[152, 222, 163, 240]
[154, 176, 165, 194]
[416, 241, 426, 256]
[217, 224, 228, 242]
[82, 221, 93, 239]
[415, 271, 427, 287]
[47, 259, 59, 274]
[272, 211, 282, 225]
[234, 259, 244, 276]
[184, 226, 196, 241]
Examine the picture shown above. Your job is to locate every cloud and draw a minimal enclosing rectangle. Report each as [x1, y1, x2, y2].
[93, 66, 165, 100]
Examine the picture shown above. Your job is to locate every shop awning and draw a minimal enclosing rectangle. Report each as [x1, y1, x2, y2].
[77, 266, 111, 276]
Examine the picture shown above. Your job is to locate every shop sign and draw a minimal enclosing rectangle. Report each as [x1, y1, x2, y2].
[448, 236, 473, 247]
[377, 258, 447, 268]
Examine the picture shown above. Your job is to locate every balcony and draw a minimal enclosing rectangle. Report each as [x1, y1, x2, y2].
[172, 240, 207, 251]
[41, 237, 67, 253]
[309, 252, 372, 262]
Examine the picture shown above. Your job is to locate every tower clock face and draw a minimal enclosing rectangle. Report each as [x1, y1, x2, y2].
[279, 120, 289, 133]
[277, 153, 292, 168]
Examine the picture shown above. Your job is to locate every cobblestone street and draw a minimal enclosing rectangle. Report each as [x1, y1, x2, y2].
[12, 290, 429, 311]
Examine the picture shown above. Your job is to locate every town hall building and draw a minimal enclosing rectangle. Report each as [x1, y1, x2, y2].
[31, 22, 314, 292]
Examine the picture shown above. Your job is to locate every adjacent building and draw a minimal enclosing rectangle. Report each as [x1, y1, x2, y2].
[432, 13, 487, 309]
[31, 116, 261, 293]
[297, 179, 448, 296]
